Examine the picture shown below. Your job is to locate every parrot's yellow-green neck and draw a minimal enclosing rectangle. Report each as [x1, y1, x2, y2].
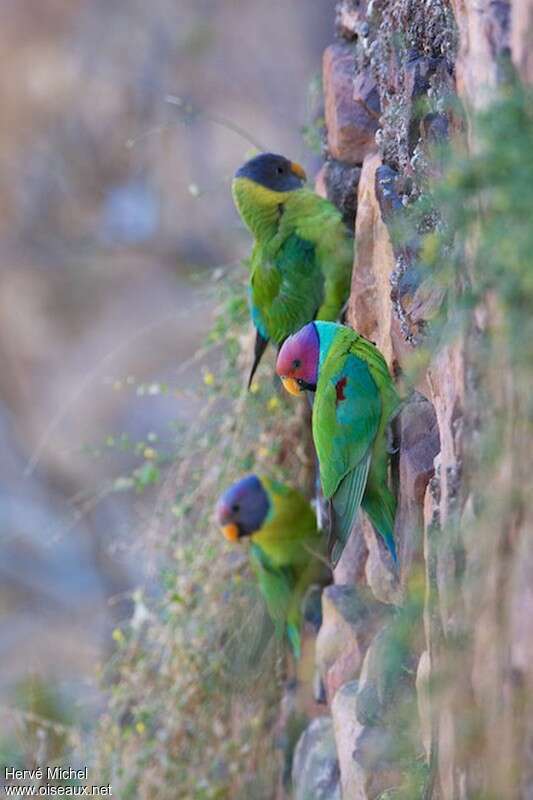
[232, 176, 295, 242]
[248, 477, 319, 567]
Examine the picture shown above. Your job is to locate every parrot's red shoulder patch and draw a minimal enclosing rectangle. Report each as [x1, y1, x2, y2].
[335, 376, 347, 405]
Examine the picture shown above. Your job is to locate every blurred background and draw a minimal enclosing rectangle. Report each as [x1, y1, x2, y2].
[0, 0, 334, 776]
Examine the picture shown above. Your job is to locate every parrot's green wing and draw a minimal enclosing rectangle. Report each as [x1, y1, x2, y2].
[249, 542, 301, 658]
[245, 188, 353, 381]
[248, 479, 328, 659]
[348, 336, 401, 564]
[328, 452, 372, 566]
[314, 351, 382, 498]
[313, 348, 382, 564]
[283, 190, 353, 322]
[349, 335, 401, 421]
[250, 233, 324, 347]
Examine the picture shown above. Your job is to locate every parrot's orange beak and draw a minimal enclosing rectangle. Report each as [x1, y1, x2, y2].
[221, 523, 240, 542]
[290, 161, 307, 182]
[281, 377, 302, 397]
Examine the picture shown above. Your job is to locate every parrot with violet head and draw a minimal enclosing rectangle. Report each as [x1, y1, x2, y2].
[216, 474, 328, 658]
[275, 321, 401, 567]
[232, 153, 353, 386]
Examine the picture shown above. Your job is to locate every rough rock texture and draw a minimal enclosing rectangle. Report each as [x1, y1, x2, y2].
[512, 0, 533, 83]
[362, 513, 401, 606]
[416, 649, 432, 761]
[315, 160, 362, 231]
[335, 0, 369, 41]
[451, 0, 511, 109]
[353, 621, 421, 797]
[291, 1, 533, 799]
[348, 153, 396, 364]
[323, 44, 379, 163]
[333, 520, 368, 585]
[315, 585, 389, 703]
[397, 392, 440, 580]
[426, 341, 465, 632]
[330, 682, 366, 800]
[291, 716, 341, 800]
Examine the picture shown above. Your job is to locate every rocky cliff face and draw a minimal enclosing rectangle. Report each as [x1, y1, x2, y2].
[292, 1, 533, 798]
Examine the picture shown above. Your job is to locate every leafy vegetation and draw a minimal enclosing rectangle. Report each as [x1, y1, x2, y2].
[92, 270, 315, 799]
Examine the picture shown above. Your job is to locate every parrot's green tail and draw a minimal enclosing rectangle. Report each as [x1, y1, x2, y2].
[362, 484, 398, 565]
[247, 329, 269, 388]
[286, 624, 301, 660]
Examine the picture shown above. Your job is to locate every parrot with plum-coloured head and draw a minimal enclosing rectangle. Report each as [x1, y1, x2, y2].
[232, 153, 354, 386]
[216, 474, 328, 658]
[276, 321, 401, 567]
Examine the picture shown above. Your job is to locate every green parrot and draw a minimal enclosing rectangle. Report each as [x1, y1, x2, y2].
[276, 321, 401, 567]
[216, 474, 328, 658]
[232, 152, 354, 386]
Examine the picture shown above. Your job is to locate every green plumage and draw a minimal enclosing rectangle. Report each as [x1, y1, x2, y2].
[232, 173, 353, 371]
[248, 478, 328, 658]
[312, 323, 401, 566]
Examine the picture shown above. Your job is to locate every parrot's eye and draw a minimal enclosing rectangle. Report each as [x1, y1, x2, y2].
[276, 166, 284, 174]
[231, 503, 240, 513]
[292, 359, 301, 369]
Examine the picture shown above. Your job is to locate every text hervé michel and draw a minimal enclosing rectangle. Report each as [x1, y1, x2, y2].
[5, 768, 89, 783]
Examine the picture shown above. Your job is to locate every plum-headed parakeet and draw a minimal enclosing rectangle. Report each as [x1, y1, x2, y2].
[216, 474, 328, 658]
[232, 153, 354, 386]
[276, 322, 400, 567]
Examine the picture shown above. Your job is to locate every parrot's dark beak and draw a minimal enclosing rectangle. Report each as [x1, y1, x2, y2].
[290, 161, 307, 182]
